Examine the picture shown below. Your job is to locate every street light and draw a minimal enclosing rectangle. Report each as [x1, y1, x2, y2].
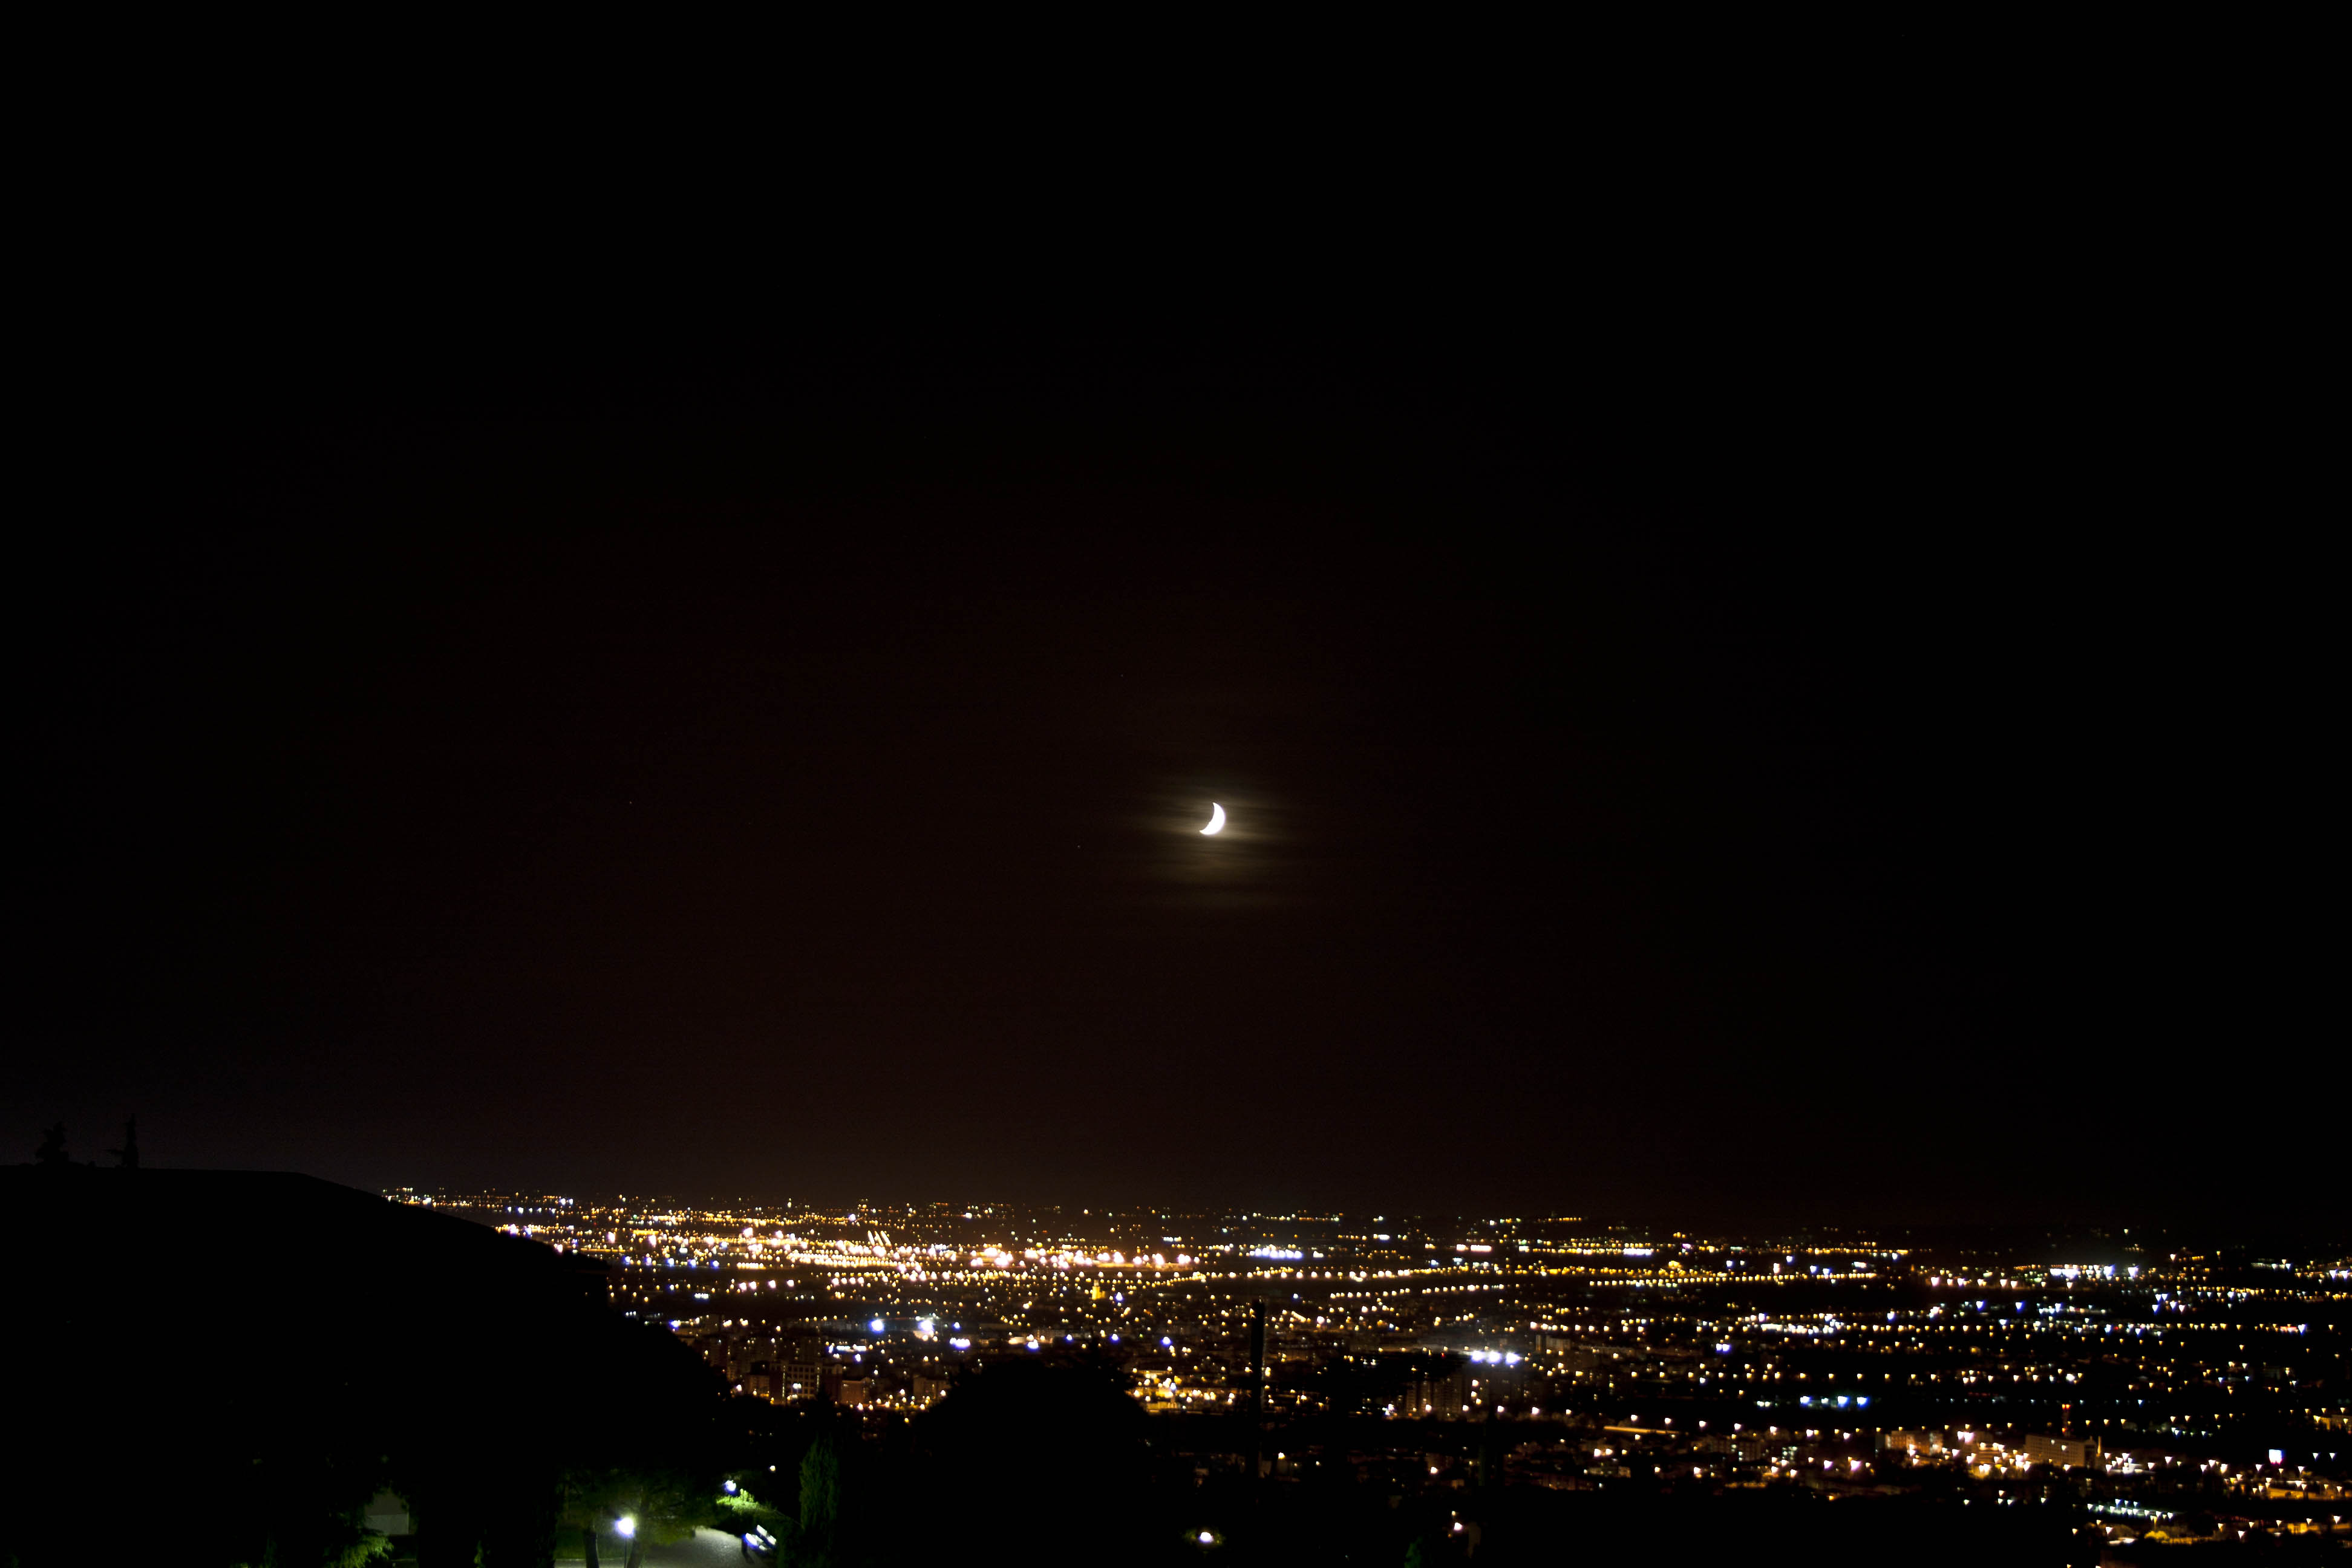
[613, 1516, 636, 1539]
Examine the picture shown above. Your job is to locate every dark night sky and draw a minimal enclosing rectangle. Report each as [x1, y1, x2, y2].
[7, 325, 2330, 1228]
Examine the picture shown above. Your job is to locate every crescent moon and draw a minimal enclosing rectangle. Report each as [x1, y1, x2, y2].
[1201, 803, 1226, 835]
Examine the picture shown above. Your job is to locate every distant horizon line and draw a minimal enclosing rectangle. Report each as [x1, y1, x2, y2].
[14, 1166, 2341, 1245]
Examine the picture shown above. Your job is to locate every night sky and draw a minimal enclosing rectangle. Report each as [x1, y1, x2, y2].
[9, 338, 2327, 1228]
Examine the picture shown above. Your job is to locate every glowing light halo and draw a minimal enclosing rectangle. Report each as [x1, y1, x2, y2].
[1201, 803, 1226, 835]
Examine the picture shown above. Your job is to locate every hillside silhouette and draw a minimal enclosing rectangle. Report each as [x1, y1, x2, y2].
[1, 1168, 724, 1567]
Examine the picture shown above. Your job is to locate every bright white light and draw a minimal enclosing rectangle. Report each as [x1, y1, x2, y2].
[613, 1517, 636, 1539]
[870, 1318, 886, 1334]
[1198, 1531, 1215, 1544]
[723, 1480, 738, 1494]
[1201, 803, 1226, 835]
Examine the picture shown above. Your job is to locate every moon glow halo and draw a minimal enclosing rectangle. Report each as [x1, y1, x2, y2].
[1201, 803, 1226, 835]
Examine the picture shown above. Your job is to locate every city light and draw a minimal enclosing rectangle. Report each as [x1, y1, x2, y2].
[365, 1185, 2348, 1535]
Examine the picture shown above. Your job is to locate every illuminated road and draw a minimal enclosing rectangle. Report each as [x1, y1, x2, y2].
[554, 1527, 760, 1567]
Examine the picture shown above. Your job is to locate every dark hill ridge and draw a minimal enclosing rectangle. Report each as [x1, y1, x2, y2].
[7, 1165, 593, 1288]
[1, 1167, 722, 1567]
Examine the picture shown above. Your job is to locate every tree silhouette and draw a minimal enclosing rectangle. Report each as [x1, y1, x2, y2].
[558, 1463, 710, 1568]
[915, 1357, 1157, 1564]
[562, 1470, 628, 1568]
[106, 1116, 139, 1169]
[34, 1123, 68, 1165]
[793, 1433, 841, 1567]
